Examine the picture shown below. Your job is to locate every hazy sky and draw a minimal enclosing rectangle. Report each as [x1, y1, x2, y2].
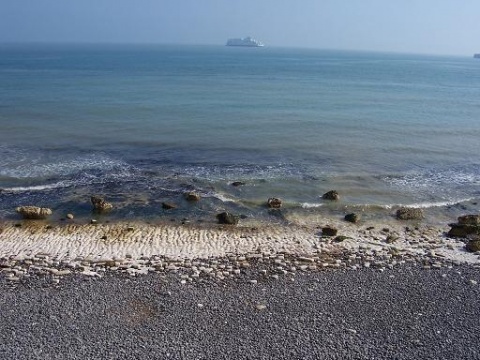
[1, 0, 479, 55]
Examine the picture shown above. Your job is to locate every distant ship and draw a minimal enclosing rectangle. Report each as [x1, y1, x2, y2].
[226, 36, 264, 47]
[474, 54, 480, 59]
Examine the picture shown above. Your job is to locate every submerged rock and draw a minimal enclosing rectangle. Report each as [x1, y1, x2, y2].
[458, 215, 480, 226]
[216, 212, 239, 225]
[231, 181, 246, 187]
[162, 202, 177, 210]
[267, 198, 282, 209]
[15, 206, 52, 220]
[91, 196, 113, 213]
[322, 190, 340, 201]
[396, 207, 424, 220]
[344, 213, 360, 223]
[184, 192, 201, 202]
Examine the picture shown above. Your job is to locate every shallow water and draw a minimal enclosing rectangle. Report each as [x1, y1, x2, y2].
[0, 44, 479, 223]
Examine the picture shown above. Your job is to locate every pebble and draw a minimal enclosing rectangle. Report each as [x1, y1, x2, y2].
[249, 280, 258, 285]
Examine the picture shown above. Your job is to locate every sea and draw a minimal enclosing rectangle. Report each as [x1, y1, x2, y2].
[0, 43, 479, 225]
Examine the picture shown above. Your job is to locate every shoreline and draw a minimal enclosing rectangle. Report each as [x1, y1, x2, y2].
[1, 215, 479, 283]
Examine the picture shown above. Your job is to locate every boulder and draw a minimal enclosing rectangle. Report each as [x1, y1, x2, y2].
[15, 206, 52, 220]
[448, 214, 480, 238]
[466, 239, 480, 253]
[396, 207, 424, 220]
[458, 215, 480, 226]
[267, 198, 282, 209]
[184, 192, 201, 202]
[216, 212, 239, 225]
[322, 226, 338, 237]
[344, 213, 360, 223]
[91, 196, 113, 213]
[322, 190, 340, 201]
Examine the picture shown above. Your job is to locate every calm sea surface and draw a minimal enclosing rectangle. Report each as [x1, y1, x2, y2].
[0, 44, 479, 223]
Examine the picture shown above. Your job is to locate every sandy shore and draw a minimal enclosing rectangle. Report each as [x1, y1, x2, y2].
[1, 216, 479, 282]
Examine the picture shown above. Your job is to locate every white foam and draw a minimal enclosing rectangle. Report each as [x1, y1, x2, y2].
[301, 202, 324, 209]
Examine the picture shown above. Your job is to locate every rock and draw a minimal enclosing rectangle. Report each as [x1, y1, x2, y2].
[322, 190, 339, 201]
[216, 212, 239, 225]
[333, 235, 349, 242]
[162, 202, 177, 210]
[267, 198, 282, 209]
[344, 213, 360, 223]
[91, 196, 113, 213]
[66, 213, 74, 220]
[466, 240, 480, 253]
[322, 226, 338, 237]
[184, 192, 201, 202]
[90, 219, 98, 224]
[396, 207, 424, 220]
[231, 181, 246, 187]
[15, 206, 52, 220]
[458, 215, 480, 226]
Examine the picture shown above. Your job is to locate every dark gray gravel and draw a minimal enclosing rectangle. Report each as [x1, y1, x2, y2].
[1, 264, 479, 360]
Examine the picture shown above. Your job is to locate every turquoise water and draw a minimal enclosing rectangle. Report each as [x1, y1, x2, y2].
[0, 44, 479, 223]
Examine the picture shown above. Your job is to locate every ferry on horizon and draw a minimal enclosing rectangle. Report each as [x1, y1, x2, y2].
[226, 36, 264, 47]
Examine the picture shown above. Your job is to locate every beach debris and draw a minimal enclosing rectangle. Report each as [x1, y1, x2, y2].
[15, 206, 52, 220]
[216, 212, 239, 225]
[184, 192, 201, 202]
[448, 215, 480, 238]
[322, 190, 340, 201]
[91, 196, 113, 213]
[66, 213, 74, 220]
[267, 198, 282, 208]
[162, 202, 177, 210]
[322, 226, 338, 237]
[344, 213, 360, 223]
[396, 207, 424, 220]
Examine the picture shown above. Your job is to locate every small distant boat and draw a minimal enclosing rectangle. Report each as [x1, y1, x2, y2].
[474, 54, 480, 59]
[226, 37, 264, 47]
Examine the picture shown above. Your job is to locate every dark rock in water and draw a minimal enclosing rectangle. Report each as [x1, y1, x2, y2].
[231, 181, 246, 187]
[396, 207, 424, 220]
[162, 202, 177, 210]
[91, 196, 113, 213]
[344, 213, 360, 223]
[322, 190, 340, 201]
[15, 206, 52, 220]
[466, 239, 480, 252]
[458, 215, 480, 226]
[267, 198, 282, 209]
[322, 226, 338, 237]
[216, 212, 239, 225]
[184, 192, 201, 202]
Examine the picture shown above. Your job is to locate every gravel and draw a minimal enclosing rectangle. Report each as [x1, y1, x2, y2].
[1, 264, 479, 360]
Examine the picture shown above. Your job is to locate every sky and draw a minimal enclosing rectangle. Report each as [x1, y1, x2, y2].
[1, 0, 479, 55]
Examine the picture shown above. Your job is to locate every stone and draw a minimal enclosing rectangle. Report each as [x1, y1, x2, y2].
[231, 181, 246, 187]
[15, 206, 52, 220]
[322, 190, 339, 201]
[466, 240, 480, 253]
[267, 198, 282, 209]
[396, 207, 424, 220]
[216, 212, 239, 225]
[66, 213, 74, 220]
[322, 226, 338, 237]
[333, 235, 349, 242]
[184, 192, 201, 202]
[162, 202, 177, 210]
[448, 224, 480, 238]
[344, 213, 360, 223]
[91, 196, 113, 213]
